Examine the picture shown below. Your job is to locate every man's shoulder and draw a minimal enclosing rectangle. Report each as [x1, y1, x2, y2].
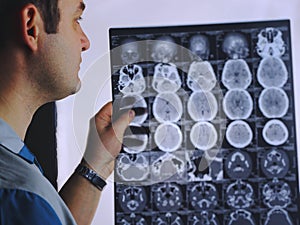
[0, 146, 77, 225]
[0, 144, 43, 190]
[0, 188, 63, 225]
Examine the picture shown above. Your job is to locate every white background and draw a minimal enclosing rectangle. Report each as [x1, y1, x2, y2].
[56, 0, 300, 224]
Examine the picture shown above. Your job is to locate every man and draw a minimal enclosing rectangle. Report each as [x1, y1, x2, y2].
[0, 0, 134, 224]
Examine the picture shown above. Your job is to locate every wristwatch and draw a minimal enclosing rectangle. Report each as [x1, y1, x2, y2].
[75, 164, 107, 191]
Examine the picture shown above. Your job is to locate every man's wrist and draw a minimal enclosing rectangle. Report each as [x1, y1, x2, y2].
[83, 149, 115, 180]
[75, 163, 107, 191]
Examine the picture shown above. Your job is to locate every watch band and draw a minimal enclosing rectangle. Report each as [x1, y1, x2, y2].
[75, 164, 107, 191]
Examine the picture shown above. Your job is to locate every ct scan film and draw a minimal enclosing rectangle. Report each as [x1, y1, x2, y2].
[109, 20, 300, 225]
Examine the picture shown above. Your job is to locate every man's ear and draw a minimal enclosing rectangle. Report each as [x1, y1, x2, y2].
[20, 4, 42, 52]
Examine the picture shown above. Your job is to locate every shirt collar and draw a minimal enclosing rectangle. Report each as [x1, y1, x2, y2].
[0, 118, 44, 173]
[0, 118, 24, 154]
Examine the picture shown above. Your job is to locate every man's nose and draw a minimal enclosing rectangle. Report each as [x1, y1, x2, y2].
[81, 31, 90, 51]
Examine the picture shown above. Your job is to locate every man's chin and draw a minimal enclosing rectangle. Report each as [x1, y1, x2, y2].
[74, 81, 82, 94]
[53, 80, 82, 102]
[57, 81, 82, 100]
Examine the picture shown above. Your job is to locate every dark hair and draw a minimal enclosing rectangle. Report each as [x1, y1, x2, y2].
[33, 0, 60, 33]
[1, 0, 60, 34]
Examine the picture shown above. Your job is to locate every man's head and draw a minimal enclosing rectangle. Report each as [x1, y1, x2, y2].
[28, 0, 61, 34]
[0, 0, 90, 103]
[0, 0, 60, 46]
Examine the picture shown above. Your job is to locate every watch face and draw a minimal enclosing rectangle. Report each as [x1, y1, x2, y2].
[76, 165, 106, 190]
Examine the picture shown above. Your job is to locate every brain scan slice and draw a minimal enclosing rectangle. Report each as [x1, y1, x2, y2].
[118, 64, 146, 94]
[256, 27, 286, 58]
[261, 149, 289, 178]
[122, 134, 148, 154]
[152, 63, 182, 92]
[262, 178, 291, 208]
[120, 38, 141, 65]
[189, 34, 210, 60]
[154, 122, 182, 152]
[151, 153, 185, 182]
[153, 183, 183, 211]
[226, 120, 253, 148]
[153, 93, 183, 123]
[118, 214, 148, 225]
[187, 149, 223, 181]
[154, 213, 184, 225]
[151, 36, 178, 63]
[226, 180, 254, 209]
[223, 89, 253, 120]
[225, 150, 253, 179]
[257, 56, 288, 88]
[222, 32, 249, 59]
[258, 87, 289, 118]
[190, 211, 219, 225]
[221, 59, 252, 89]
[116, 154, 150, 182]
[262, 119, 289, 146]
[189, 182, 218, 210]
[203, 150, 223, 181]
[118, 185, 147, 212]
[122, 124, 148, 154]
[187, 61, 217, 92]
[187, 91, 218, 121]
[228, 210, 255, 225]
[119, 94, 148, 125]
[190, 122, 218, 150]
[264, 207, 293, 225]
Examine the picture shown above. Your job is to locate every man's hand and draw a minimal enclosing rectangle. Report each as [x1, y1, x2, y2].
[83, 102, 135, 179]
[60, 102, 134, 225]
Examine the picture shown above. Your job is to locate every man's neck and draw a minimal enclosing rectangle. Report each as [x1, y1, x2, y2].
[0, 90, 41, 140]
[0, 50, 47, 140]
